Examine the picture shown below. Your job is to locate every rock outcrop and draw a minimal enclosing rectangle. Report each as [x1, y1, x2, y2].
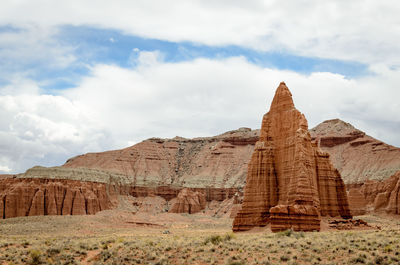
[61, 119, 400, 188]
[347, 170, 400, 215]
[310, 119, 400, 184]
[63, 128, 258, 189]
[233, 82, 351, 232]
[346, 188, 367, 215]
[0, 167, 242, 219]
[0, 178, 114, 219]
[169, 188, 206, 214]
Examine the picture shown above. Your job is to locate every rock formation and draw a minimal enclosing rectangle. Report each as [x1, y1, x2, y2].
[347, 170, 400, 215]
[61, 119, 400, 188]
[169, 188, 206, 214]
[0, 178, 114, 219]
[233, 82, 351, 232]
[63, 128, 258, 189]
[310, 119, 400, 184]
[0, 168, 241, 219]
[2, 85, 399, 219]
[346, 188, 367, 215]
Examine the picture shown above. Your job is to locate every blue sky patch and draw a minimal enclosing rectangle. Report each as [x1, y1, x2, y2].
[1, 25, 370, 92]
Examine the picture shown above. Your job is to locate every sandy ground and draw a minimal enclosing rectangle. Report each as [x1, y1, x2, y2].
[0, 210, 400, 264]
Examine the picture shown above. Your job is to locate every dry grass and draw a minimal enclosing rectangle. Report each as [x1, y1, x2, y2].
[0, 213, 399, 264]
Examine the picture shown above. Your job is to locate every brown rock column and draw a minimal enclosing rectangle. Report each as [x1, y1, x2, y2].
[72, 190, 86, 215]
[45, 184, 58, 215]
[86, 192, 100, 215]
[233, 82, 352, 232]
[0, 195, 5, 219]
[232, 142, 277, 230]
[28, 189, 45, 216]
[62, 189, 74, 215]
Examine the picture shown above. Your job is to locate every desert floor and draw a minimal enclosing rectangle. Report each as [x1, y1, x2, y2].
[0, 210, 400, 265]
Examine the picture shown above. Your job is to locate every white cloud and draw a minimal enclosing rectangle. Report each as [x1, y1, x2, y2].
[0, 165, 11, 173]
[0, 86, 110, 173]
[64, 54, 400, 149]
[0, 0, 399, 65]
[129, 49, 164, 67]
[1, 53, 399, 174]
[0, 24, 76, 76]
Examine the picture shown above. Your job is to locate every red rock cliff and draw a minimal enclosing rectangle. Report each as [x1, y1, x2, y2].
[232, 82, 351, 232]
[347, 170, 400, 215]
[0, 178, 114, 219]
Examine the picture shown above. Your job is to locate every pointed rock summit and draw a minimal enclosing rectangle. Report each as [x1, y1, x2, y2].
[233, 82, 351, 232]
[270, 82, 295, 111]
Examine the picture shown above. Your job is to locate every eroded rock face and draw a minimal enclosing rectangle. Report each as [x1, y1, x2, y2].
[347, 188, 367, 216]
[348, 171, 400, 215]
[0, 178, 114, 219]
[233, 82, 351, 232]
[63, 128, 258, 189]
[310, 119, 400, 184]
[169, 188, 206, 214]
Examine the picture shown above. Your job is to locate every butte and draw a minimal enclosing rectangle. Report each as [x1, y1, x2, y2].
[233, 82, 352, 232]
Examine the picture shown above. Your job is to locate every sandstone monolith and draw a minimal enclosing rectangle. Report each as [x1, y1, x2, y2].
[233, 82, 351, 232]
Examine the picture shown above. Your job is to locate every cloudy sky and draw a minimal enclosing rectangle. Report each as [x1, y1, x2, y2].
[1, 1, 399, 174]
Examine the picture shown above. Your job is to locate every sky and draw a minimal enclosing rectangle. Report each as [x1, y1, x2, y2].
[0, 0, 399, 174]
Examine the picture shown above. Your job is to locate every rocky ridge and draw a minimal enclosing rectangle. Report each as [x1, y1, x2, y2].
[59, 119, 400, 187]
[310, 119, 400, 184]
[63, 128, 259, 189]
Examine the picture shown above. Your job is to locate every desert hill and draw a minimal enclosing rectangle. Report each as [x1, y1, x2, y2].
[62, 127, 259, 188]
[310, 119, 400, 184]
[61, 119, 400, 186]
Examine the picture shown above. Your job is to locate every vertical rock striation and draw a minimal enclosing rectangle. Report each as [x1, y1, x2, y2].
[233, 82, 351, 232]
[169, 188, 206, 214]
[0, 178, 114, 219]
[347, 170, 400, 215]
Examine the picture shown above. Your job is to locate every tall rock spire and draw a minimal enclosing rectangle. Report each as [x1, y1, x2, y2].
[233, 82, 351, 232]
[269, 81, 295, 112]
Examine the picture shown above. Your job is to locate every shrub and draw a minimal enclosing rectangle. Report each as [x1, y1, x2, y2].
[350, 255, 366, 264]
[46, 247, 61, 256]
[223, 232, 236, 241]
[29, 250, 41, 265]
[204, 235, 223, 245]
[374, 256, 384, 264]
[276, 229, 293, 237]
[100, 250, 112, 261]
[383, 245, 393, 253]
[280, 255, 290, 262]
[226, 258, 244, 265]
